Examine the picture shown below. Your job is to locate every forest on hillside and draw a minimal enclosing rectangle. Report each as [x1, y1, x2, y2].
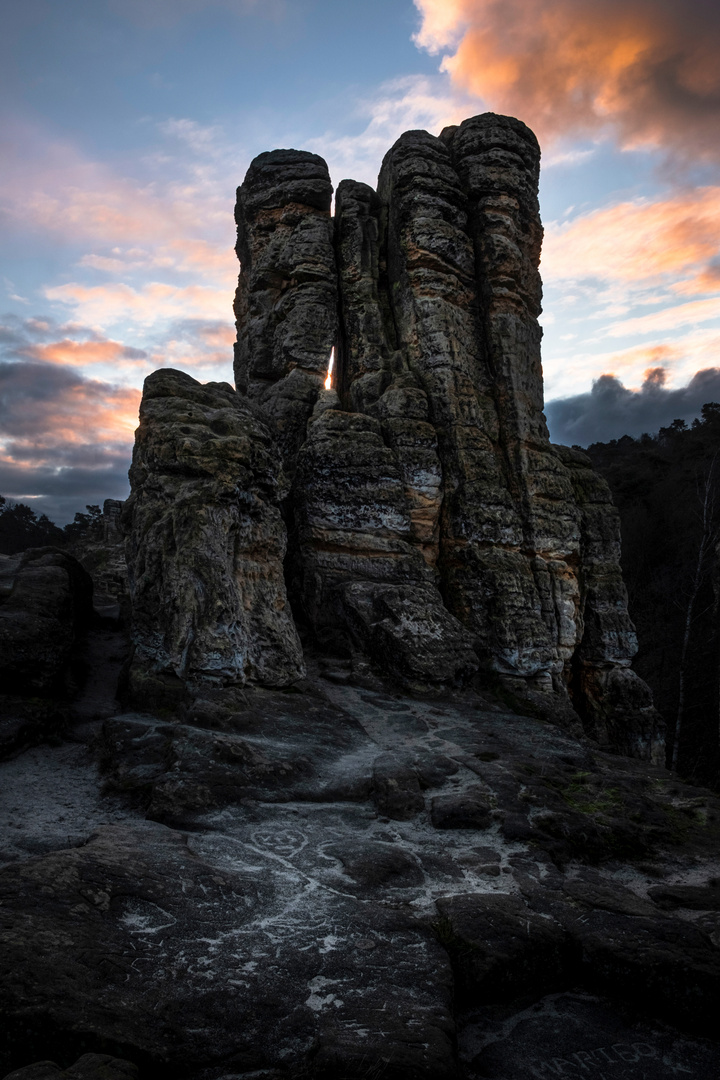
[586, 402, 720, 787]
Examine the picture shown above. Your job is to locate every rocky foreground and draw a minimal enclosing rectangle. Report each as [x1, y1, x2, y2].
[2, 635, 720, 1080]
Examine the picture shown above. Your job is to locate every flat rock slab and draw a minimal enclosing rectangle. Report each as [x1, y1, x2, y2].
[458, 991, 720, 1079]
[0, 820, 454, 1079]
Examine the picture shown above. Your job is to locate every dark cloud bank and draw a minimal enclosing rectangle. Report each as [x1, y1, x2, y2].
[545, 367, 720, 446]
[0, 316, 138, 524]
[0, 313, 234, 525]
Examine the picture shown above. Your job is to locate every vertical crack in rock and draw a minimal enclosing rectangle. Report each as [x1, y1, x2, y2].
[289, 165, 479, 689]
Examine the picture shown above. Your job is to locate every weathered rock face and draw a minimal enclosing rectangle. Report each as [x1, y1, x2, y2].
[227, 113, 661, 755]
[233, 149, 337, 479]
[556, 443, 664, 761]
[0, 548, 94, 757]
[0, 548, 93, 697]
[122, 368, 304, 693]
[68, 500, 128, 609]
[293, 405, 478, 689]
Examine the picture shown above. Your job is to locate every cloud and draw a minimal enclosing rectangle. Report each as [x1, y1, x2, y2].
[543, 325, 720, 401]
[413, 0, 720, 161]
[605, 295, 720, 336]
[0, 459, 132, 527]
[0, 315, 104, 344]
[546, 366, 720, 445]
[0, 118, 236, 277]
[17, 339, 147, 368]
[146, 318, 237, 378]
[540, 186, 720, 388]
[543, 187, 720, 293]
[45, 281, 232, 329]
[307, 75, 478, 188]
[0, 361, 139, 447]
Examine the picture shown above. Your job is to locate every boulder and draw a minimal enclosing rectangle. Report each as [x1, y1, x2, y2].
[0, 548, 93, 756]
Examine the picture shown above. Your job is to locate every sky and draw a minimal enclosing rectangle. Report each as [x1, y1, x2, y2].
[1, 0, 720, 522]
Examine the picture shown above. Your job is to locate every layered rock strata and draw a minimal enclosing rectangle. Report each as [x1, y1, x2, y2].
[122, 369, 304, 693]
[294, 406, 478, 687]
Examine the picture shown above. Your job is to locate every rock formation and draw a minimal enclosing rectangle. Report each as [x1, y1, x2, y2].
[67, 500, 129, 610]
[0, 548, 93, 756]
[122, 369, 304, 698]
[229, 113, 659, 753]
[120, 111, 661, 757]
[0, 548, 93, 696]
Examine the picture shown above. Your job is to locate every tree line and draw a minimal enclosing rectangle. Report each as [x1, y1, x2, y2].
[0, 498, 103, 555]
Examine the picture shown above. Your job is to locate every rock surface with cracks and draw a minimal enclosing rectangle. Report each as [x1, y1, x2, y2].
[1, 667, 720, 1080]
[122, 368, 304, 697]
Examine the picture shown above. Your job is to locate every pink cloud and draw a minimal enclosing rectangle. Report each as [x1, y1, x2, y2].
[606, 296, 720, 337]
[543, 328, 720, 402]
[19, 338, 147, 368]
[0, 119, 236, 284]
[45, 281, 232, 328]
[0, 361, 140, 466]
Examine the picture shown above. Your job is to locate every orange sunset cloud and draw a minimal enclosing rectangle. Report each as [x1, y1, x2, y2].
[20, 339, 147, 368]
[414, 0, 720, 158]
[0, 363, 140, 466]
[44, 281, 232, 328]
[1, 121, 235, 285]
[543, 188, 720, 291]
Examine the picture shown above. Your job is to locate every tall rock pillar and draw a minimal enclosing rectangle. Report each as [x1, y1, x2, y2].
[233, 149, 337, 480]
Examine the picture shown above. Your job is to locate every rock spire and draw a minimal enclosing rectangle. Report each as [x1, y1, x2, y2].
[124, 112, 662, 760]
